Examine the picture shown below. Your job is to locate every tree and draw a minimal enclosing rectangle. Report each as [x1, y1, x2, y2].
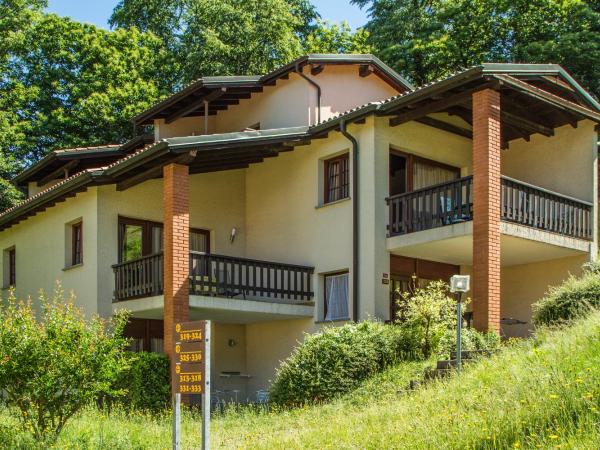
[353, 0, 600, 97]
[304, 20, 373, 54]
[0, 285, 129, 444]
[109, 0, 319, 85]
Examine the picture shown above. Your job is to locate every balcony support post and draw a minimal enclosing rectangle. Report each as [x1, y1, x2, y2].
[472, 89, 502, 333]
[163, 163, 190, 370]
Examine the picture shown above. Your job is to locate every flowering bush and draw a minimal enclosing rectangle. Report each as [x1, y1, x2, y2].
[0, 285, 129, 444]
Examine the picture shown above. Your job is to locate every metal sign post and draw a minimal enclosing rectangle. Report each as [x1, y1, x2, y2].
[173, 393, 181, 450]
[202, 321, 211, 450]
[450, 275, 470, 376]
[172, 320, 211, 450]
[456, 294, 462, 373]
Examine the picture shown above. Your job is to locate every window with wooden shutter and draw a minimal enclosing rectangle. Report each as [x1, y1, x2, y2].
[71, 222, 83, 266]
[324, 153, 349, 204]
[8, 248, 15, 286]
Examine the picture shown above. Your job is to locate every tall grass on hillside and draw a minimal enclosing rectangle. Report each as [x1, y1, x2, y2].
[2, 313, 600, 448]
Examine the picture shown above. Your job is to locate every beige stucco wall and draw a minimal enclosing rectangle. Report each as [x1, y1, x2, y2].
[245, 318, 320, 393]
[502, 121, 597, 202]
[0, 189, 100, 314]
[501, 254, 587, 337]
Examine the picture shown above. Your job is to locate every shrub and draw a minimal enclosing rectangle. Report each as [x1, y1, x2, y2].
[270, 321, 415, 406]
[437, 327, 501, 360]
[112, 352, 170, 412]
[398, 280, 458, 357]
[0, 285, 129, 444]
[532, 266, 600, 326]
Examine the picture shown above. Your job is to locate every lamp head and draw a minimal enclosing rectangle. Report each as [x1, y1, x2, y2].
[450, 275, 470, 293]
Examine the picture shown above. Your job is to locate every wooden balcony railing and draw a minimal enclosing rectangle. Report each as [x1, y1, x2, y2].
[386, 175, 593, 240]
[113, 252, 315, 302]
[112, 252, 164, 301]
[501, 176, 593, 240]
[189, 252, 314, 301]
[387, 176, 473, 236]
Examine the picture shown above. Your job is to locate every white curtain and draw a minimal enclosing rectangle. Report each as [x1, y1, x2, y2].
[325, 273, 349, 320]
[413, 160, 458, 190]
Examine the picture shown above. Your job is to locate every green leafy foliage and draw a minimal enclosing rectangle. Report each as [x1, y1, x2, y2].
[353, 0, 600, 96]
[111, 352, 171, 412]
[532, 263, 600, 326]
[397, 280, 458, 357]
[110, 0, 316, 85]
[269, 321, 415, 406]
[0, 285, 129, 444]
[437, 327, 501, 360]
[304, 20, 372, 54]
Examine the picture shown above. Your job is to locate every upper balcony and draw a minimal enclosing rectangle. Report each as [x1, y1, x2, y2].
[386, 174, 593, 267]
[387, 175, 593, 240]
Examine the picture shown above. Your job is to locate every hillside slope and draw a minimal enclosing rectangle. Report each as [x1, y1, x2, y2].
[215, 313, 600, 449]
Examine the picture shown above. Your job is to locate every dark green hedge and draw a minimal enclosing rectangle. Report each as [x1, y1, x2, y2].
[112, 352, 170, 412]
[532, 265, 600, 326]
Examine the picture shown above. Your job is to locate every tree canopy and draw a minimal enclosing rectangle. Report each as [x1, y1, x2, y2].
[0, 0, 369, 209]
[2, 0, 600, 212]
[353, 0, 600, 97]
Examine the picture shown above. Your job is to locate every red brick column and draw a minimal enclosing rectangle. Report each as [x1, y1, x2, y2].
[163, 163, 190, 359]
[472, 89, 501, 332]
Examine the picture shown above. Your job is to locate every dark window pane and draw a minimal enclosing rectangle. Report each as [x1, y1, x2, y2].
[121, 224, 143, 262]
[72, 223, 83, 265]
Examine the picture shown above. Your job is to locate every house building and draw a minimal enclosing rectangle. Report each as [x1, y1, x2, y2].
[1, 55, 599, 401]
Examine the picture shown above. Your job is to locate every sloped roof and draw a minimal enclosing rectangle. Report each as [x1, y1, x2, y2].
[132, 54, 414, 125]
[3, 63, 600, 232]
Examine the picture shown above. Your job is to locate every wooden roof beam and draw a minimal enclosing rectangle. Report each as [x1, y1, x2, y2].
[501, 110, 554, 137]
[37, 160, 79, 187]
[116, 152, 196, 191]
[414, 117, 472, 139]
[165, 88, 226, 124]
[389, 90, 474, 126]
[359, 64, 374, 78]
[310, 64, 324, 76]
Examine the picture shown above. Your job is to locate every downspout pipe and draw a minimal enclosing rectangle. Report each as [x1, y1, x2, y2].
[295, 63, 321, 125]
[340, 119, 359, 322]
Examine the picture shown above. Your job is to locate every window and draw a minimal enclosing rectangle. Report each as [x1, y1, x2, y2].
[118, 217, 163, 263]
[4, 247, 17, 287]
[324, 154, 349, 204]
[324, 272, 350, 321]
[389, 150, 460, 195]
[71, 222, 83, 266]
[118, 217, 210, 262]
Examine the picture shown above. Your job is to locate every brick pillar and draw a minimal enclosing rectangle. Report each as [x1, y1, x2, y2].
[163, 163, 190, 359]
[472, 89, 501, 332]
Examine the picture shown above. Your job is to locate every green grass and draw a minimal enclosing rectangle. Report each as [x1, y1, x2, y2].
[3, 313, 600, 449]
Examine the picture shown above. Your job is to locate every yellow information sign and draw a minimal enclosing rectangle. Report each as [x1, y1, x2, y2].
[173, 321, 206, 395]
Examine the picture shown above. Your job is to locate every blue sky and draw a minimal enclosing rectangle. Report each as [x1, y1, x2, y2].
[45, 0, 370, 30]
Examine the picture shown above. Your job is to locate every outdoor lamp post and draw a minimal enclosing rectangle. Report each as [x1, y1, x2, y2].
[450, 275, 470, 374]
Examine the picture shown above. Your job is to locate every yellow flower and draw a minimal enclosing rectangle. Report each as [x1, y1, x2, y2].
[549, 394, 559, 399]
[549, 435, 559, 440]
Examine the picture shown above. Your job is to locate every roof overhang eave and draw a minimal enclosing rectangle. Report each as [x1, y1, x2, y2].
[0, 171, 100, 231]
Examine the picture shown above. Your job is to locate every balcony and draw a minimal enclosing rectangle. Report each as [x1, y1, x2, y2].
[112, 252, 315, 303]
[387, 176, 593, 240]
